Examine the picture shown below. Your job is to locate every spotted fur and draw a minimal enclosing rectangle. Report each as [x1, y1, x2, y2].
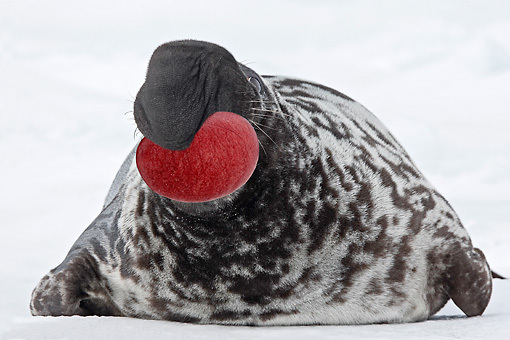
[31, 41, 492, 325]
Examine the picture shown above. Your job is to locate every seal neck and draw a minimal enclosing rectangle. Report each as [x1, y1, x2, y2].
[168, 192, 239, 217]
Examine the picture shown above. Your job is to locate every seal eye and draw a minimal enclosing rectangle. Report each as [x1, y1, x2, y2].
[248, 76, 262, 93]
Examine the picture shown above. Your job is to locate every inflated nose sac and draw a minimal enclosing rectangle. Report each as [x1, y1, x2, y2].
[136, 111, 259, 202]
[134, 40, 254, 151]
[133, 40, 260, 202]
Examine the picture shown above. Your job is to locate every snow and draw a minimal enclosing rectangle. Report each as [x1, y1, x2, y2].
[1, 0, 509, 338]
[3, 282, 510, 340]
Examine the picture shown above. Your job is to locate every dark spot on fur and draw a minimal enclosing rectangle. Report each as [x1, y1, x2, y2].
[211, 309, 252, 321]
[363, 216, 390, 258]
[386, 235, 412, 283]
[379, 168, 410, 209]
[433, 224, 456, 241]
[135, 190, 145, 218]
[366, 122, 401, 151]
[135, 255, 151, 270]
[259, 308, 299, 322]
[386, 286, 407, 307]
[90, 238, 107, 261]
[366, 279, 384, 295]
[230, 272, 280, 306]
[444, 211, 454, 220]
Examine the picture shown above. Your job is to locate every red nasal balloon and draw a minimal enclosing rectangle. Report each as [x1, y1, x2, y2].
[136, 111, 259, 202]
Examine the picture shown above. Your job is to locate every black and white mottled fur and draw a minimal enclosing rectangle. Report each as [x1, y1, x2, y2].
[30, 40, 492, 325]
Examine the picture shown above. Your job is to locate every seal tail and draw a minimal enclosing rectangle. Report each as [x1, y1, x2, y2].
[492, 271, 506, 279]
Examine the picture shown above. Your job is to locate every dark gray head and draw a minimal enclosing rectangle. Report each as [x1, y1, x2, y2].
[134, 40, 264, 151]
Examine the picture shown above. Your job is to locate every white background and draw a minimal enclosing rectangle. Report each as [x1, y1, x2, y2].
[1, 0, 509, 338]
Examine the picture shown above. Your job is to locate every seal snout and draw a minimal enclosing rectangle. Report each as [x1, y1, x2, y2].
[133, 40, 254, 151]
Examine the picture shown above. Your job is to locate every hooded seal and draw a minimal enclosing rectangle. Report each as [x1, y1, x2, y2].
[30, 40, 493, 325]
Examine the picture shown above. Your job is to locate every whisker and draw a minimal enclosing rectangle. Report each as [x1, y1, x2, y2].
[250, 111, 281, 117]
[250, 113, 281, 119]
[128, 92, 136, 100]
[251, 121, 278, 131]
[252, 107, 293, 119]
[257, 138, 268, 157]
[252, 108, 281, 114]
[250, 120, 280, 150]
[249, 119, 269, 142]
[238, 60, 257, 66]
[247, 99, 278, 105]
[133, 128, 143, 141]
[249, 112, 287, 123]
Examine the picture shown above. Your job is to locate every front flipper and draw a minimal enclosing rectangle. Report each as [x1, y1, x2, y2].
[30, 249, 122, 317]
[448, 247, 492, 316]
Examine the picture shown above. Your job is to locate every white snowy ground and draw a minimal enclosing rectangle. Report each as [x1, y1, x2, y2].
[1, 0, 509, 339]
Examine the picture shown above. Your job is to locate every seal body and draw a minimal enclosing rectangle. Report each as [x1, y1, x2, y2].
[30, 40, 492, 325]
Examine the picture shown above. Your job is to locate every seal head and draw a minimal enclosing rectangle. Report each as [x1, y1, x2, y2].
[134, 40, 255, 151]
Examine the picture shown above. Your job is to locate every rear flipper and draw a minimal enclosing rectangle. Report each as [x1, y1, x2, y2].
[448, 247, 492, 317]
[30, 249, 121, 317]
